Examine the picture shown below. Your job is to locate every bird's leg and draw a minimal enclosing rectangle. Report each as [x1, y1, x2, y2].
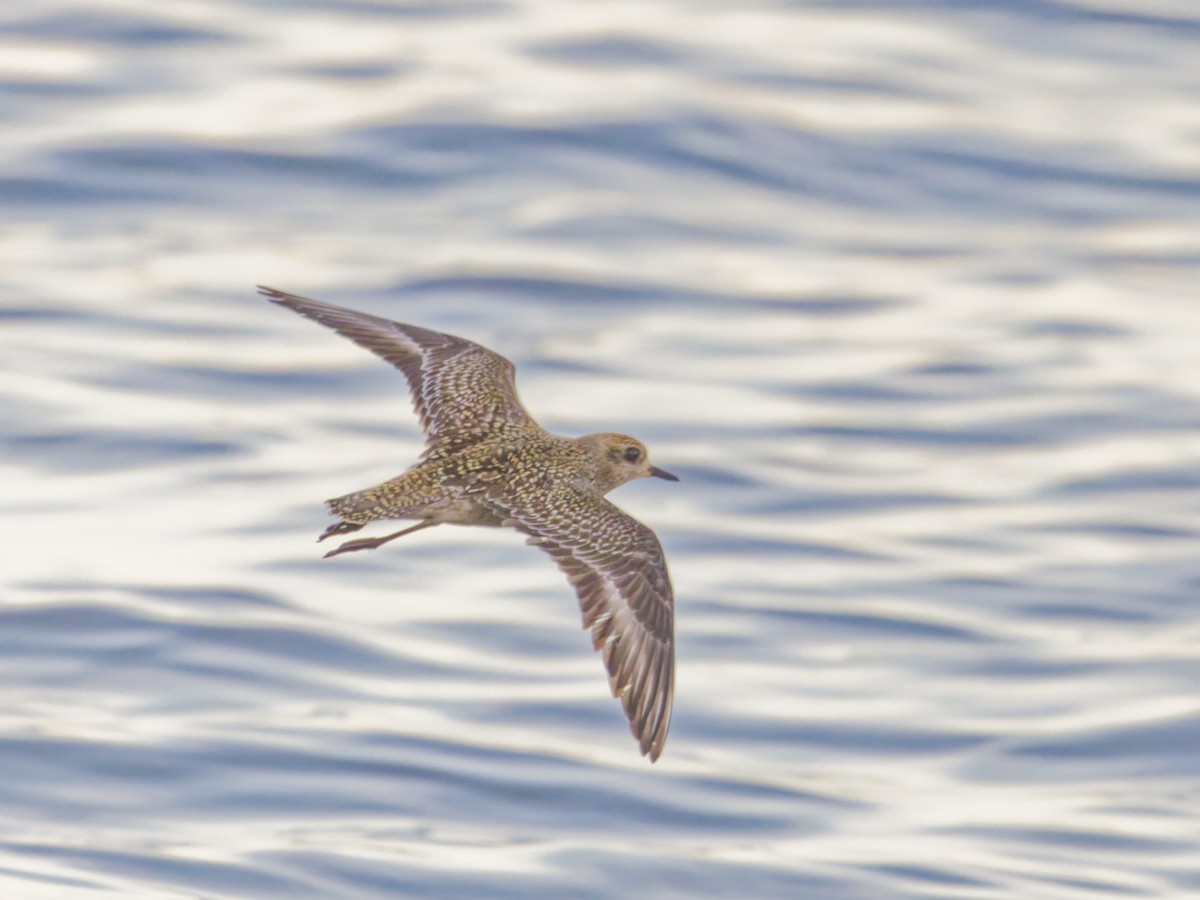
[323, 520, 437, 558]
[318, 520, 364, 543]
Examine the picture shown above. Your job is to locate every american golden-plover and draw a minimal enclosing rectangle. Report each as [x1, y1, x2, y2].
[261, 287, 678, 761]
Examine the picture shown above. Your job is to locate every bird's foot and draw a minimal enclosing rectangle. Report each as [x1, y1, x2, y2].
[318, 520, 364, 543]
[324, 535, 387, 558]
[323, 520, 438, 558]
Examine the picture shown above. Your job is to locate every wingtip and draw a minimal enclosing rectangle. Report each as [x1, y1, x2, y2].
[635, 703, 670, 763]
[641, 725, 669, 762]
[257, 285, 287, 303]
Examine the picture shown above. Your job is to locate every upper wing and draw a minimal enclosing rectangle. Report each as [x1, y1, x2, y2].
[260, 287, 541, 450]
[499, 490, 675, 762]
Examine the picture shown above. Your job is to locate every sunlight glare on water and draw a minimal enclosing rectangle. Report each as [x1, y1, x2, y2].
[2, 0, 1200, 897]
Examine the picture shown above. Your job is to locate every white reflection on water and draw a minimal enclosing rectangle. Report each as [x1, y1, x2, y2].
[3, 0, 1200, 896]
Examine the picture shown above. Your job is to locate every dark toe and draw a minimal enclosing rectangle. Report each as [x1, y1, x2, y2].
[318, 521, 364, 542]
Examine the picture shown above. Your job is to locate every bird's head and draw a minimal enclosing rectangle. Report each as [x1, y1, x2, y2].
[577, 433, 679, 494]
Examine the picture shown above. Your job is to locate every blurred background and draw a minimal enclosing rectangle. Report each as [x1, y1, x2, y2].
[2, 0, 1199, 897]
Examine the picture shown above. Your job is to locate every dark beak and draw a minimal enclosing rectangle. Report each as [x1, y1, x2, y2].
[649, 465, 679, 482]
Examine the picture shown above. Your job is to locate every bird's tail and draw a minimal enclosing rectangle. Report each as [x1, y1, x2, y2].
[325, 489, 384, 523]
[322, 471, 431, 542]
[316, 491, 380, 543]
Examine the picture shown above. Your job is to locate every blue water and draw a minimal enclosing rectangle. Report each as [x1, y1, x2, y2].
[3, 0, 1200, 897]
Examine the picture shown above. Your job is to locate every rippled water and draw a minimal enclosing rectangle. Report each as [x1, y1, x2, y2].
[4, 0, 1200, 897]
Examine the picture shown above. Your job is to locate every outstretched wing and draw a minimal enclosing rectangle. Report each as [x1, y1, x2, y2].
[260, 287, 541, 450]
[498, 490, 675, 762]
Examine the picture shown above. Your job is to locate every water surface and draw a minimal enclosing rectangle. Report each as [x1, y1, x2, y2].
[3, 0, 1199, 897]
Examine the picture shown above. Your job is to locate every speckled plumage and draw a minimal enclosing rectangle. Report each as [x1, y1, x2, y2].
[261, 286, 679, 762]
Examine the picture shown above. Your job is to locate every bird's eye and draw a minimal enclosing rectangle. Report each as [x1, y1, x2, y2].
[623, 446, 641, 463]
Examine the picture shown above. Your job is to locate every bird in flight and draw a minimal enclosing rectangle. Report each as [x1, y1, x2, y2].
[261, 287, 678, 761]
